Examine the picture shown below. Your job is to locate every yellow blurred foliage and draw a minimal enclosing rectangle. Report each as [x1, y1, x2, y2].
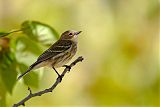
[0, 0, 159, 106]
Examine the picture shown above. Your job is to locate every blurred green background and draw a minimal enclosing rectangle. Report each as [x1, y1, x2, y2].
[0, 0, 159, 107]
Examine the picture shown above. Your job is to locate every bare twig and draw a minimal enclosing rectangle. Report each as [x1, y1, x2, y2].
[13, 56, 84, 107]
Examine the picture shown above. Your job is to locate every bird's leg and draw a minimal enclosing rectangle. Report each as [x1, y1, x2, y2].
[63, 65, 71, 72]
[52, 67, 62, 82]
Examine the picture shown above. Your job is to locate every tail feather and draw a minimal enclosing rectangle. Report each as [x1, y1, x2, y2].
[17, 69, 31, 80]
[17, 61, 40, 80]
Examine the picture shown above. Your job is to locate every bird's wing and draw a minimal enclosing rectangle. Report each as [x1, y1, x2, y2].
[36, 40, 72, 63]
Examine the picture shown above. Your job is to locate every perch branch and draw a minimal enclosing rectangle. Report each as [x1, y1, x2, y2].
[13, 56, 84, 107]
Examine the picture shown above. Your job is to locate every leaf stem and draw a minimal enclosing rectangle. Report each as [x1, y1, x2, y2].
[0, 29, 23, 38]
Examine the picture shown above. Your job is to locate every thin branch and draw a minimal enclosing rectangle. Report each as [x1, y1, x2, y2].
[8, 29, 23, 34]
[0, 29, 23, 38]
[13, 56, 84, 107]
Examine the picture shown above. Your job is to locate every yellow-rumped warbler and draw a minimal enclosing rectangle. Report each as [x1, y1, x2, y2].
[18, 30, 82, 80]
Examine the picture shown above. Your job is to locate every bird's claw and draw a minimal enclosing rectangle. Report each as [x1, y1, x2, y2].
[63, 65, 71, 72]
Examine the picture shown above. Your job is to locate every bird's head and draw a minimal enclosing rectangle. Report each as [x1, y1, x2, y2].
[60, 30, 82, 42]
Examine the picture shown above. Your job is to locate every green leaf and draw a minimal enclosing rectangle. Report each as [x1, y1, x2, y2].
[21, 20, 59, 46]
[0, 95, 6, 107]
[19, 63, 39, 88]
[0, 32, 9, 37]
[0, 51, 18, 94]
[16, 36, 43, 56]
[0, 75, 7, 107]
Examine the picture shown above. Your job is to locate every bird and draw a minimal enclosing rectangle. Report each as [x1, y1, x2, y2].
[18, 30, 82, 80]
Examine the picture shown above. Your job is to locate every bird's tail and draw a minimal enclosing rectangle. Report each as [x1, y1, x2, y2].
[17, 68, 31, 80]
[17, 62, 39, 80]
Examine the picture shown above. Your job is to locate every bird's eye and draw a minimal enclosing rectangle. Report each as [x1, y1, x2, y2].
[69, 33, 72, 35]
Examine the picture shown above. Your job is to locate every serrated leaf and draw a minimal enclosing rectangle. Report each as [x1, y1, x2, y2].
[0, 51, 17, 94]
[21, 20, 59, 46]
[0, 32, 9, 37]
[19, 63, 39, 88]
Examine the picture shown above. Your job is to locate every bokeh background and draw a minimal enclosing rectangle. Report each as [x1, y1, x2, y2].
[0, 0, 159, 107]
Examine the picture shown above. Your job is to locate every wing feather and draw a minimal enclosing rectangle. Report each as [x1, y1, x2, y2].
[36, 40, 72, 63]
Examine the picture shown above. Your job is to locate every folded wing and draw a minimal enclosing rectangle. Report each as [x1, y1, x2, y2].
[36, 40, 72, 63]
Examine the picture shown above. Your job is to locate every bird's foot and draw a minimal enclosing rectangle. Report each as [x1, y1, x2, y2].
[63, 65, 71, 72]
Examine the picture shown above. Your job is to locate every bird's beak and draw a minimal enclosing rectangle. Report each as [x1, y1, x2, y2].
[75, 31, 82, 35]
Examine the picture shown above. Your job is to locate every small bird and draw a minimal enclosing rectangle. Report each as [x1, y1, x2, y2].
[18, 30, 82, 80]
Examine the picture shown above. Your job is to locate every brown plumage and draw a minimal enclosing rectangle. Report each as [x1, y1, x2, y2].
[18, 30, 81, 80]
